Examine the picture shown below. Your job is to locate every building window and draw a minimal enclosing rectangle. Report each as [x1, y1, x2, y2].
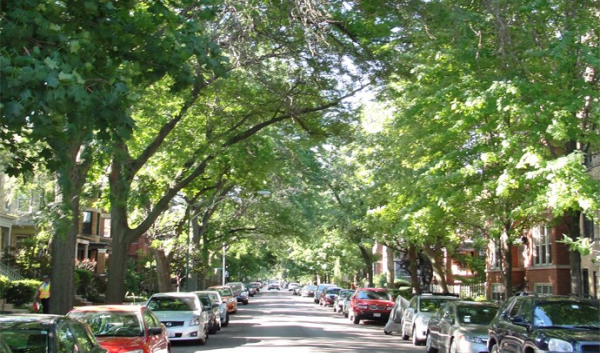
[82, 212, 93, 235]
[489, 241, 501, 269]
[534, 283, 553, 295]
[491, 283, 504, 301]
[583, 212, 599, 239]
[533, 226, 552, 266]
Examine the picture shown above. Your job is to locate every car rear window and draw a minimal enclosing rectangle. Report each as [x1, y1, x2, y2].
[420, 298, 454, 312]
[533, 301, 600, 327]
[69, 311, 143, 337]
[147, 296, 198, 311]
[357, 290, 391, 300]
[0, 322, 49, 353]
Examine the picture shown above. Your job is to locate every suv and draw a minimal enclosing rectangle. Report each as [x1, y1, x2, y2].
[348, 287, 394, 324]
[401, 293, 460, 345]
[488, 294, 600, 353]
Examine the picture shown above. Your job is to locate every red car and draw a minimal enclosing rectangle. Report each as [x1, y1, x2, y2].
[68, 305, 171, 353]
[348, 288, 394, 325]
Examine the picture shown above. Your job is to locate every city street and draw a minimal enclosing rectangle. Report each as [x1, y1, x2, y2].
[172, 289, 424, 353]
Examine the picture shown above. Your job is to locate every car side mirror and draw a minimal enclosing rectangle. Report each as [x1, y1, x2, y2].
[213, 303, 220, 308]
[148, 327, 163, 336]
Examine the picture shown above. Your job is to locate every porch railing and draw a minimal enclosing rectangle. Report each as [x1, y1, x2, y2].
[0, 261, 25, 281]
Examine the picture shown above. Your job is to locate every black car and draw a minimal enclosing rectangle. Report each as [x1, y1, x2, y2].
[488, 294, 600, 353]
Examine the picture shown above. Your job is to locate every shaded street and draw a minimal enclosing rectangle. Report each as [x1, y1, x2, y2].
[172, 289, 424, 353]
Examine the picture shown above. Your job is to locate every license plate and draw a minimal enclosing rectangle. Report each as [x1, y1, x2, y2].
[168, 332, 176, 338]
[373, 313, 381, 317]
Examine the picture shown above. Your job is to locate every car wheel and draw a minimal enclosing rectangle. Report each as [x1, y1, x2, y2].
[222, 314, 229, 327]
[333, 306, 337, 313]
[232, 310, 237, 314]
[209, 323, 218, 334]
[384, 330, 392, 335]
[197, 330, 207, 345]
[489, 343, 499, 353]
[426, 332, 438, 353]
[352, 314, 361, 325]
[243, 300, 249, 305]
[401, 321, 409, 340]
[412, 325, 422, 345]
[344, 310, 348, 318]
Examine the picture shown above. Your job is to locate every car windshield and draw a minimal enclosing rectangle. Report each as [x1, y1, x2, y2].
[0, 322, 49, 353]
[210, 287, 233, 297]
[306, 285, 317, 290]
[69, 311, 143, 337]
[457, 305, 498, 325]
[357, 290, 391, 300]
[326, 288, 341, 294]
[147, 296, 198, 311]
[533, 301, 600, 328]
[340, 290, 354, 298]
[420, 298, 454, 312]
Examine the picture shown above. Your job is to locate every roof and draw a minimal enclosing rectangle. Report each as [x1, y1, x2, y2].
[0, 314, 63, 325]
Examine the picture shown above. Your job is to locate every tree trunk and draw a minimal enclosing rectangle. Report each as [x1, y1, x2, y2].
[358, 245, 374, 287]
[49, 199, 79, 314]
[408, 245, 420, 294]
[105, 228, 130, 304]
[155, 248, 174, 292]
[385, 246, 395, 288]
[500, 226, 513, 300]
[422, 246, 449, 293]
[564, 210, 583, 295]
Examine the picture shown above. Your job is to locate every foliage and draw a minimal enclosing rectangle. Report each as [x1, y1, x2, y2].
[74, 269, 93, 297]
[5, 280, 40, 306]
[0, 275, 8, 299]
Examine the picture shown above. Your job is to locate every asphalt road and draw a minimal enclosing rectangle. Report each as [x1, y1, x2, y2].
[171, 288, 426, 353]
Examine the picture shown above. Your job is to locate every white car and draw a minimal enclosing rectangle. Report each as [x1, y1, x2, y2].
[288, 283, 300, 291]
[401, 293, 460, 345]
[146, 292, 208, 344]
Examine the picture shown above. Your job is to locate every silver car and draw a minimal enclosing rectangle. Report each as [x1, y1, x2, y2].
[146, 292, 208, 344]
[426, 301, 499, 353]
[402, 293, 460, 345]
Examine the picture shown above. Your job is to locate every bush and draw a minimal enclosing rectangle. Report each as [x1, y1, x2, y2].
[75, 269, 93, 297]
[0, 275, 9, 299]
[5, 279, 40, 306]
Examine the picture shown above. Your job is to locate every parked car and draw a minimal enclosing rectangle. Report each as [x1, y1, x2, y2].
[288, 283, 300, 292]
[314, 284, 337, 304]
[333, 289, 355, 313]
[319, 287, 342, 307]
[384, 294, 410, 335]
[293, 285, 304, 296]
[487, 294, 600, 353]
[226, 282, 249, 305]
[0, 314, 108, 353]
[196, 294, 221, 334]
[248, 282, 261, 295]
[145, 292, 208, 344]
[67, 304, 171, 353]
[207, 285, 238, 314]
[268, 282, 281, 290]
[301, 285, 317, 297]
[348, 287, 395, 325]
[426, 301, 499, 353]
[342, 292, 353, 318]
[194, 290, 229, 327]
[401, 293, 460, 345]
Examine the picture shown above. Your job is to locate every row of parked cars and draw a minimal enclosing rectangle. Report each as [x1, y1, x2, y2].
[0, 281, 260, 353]
[297, 283, 600, 353]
